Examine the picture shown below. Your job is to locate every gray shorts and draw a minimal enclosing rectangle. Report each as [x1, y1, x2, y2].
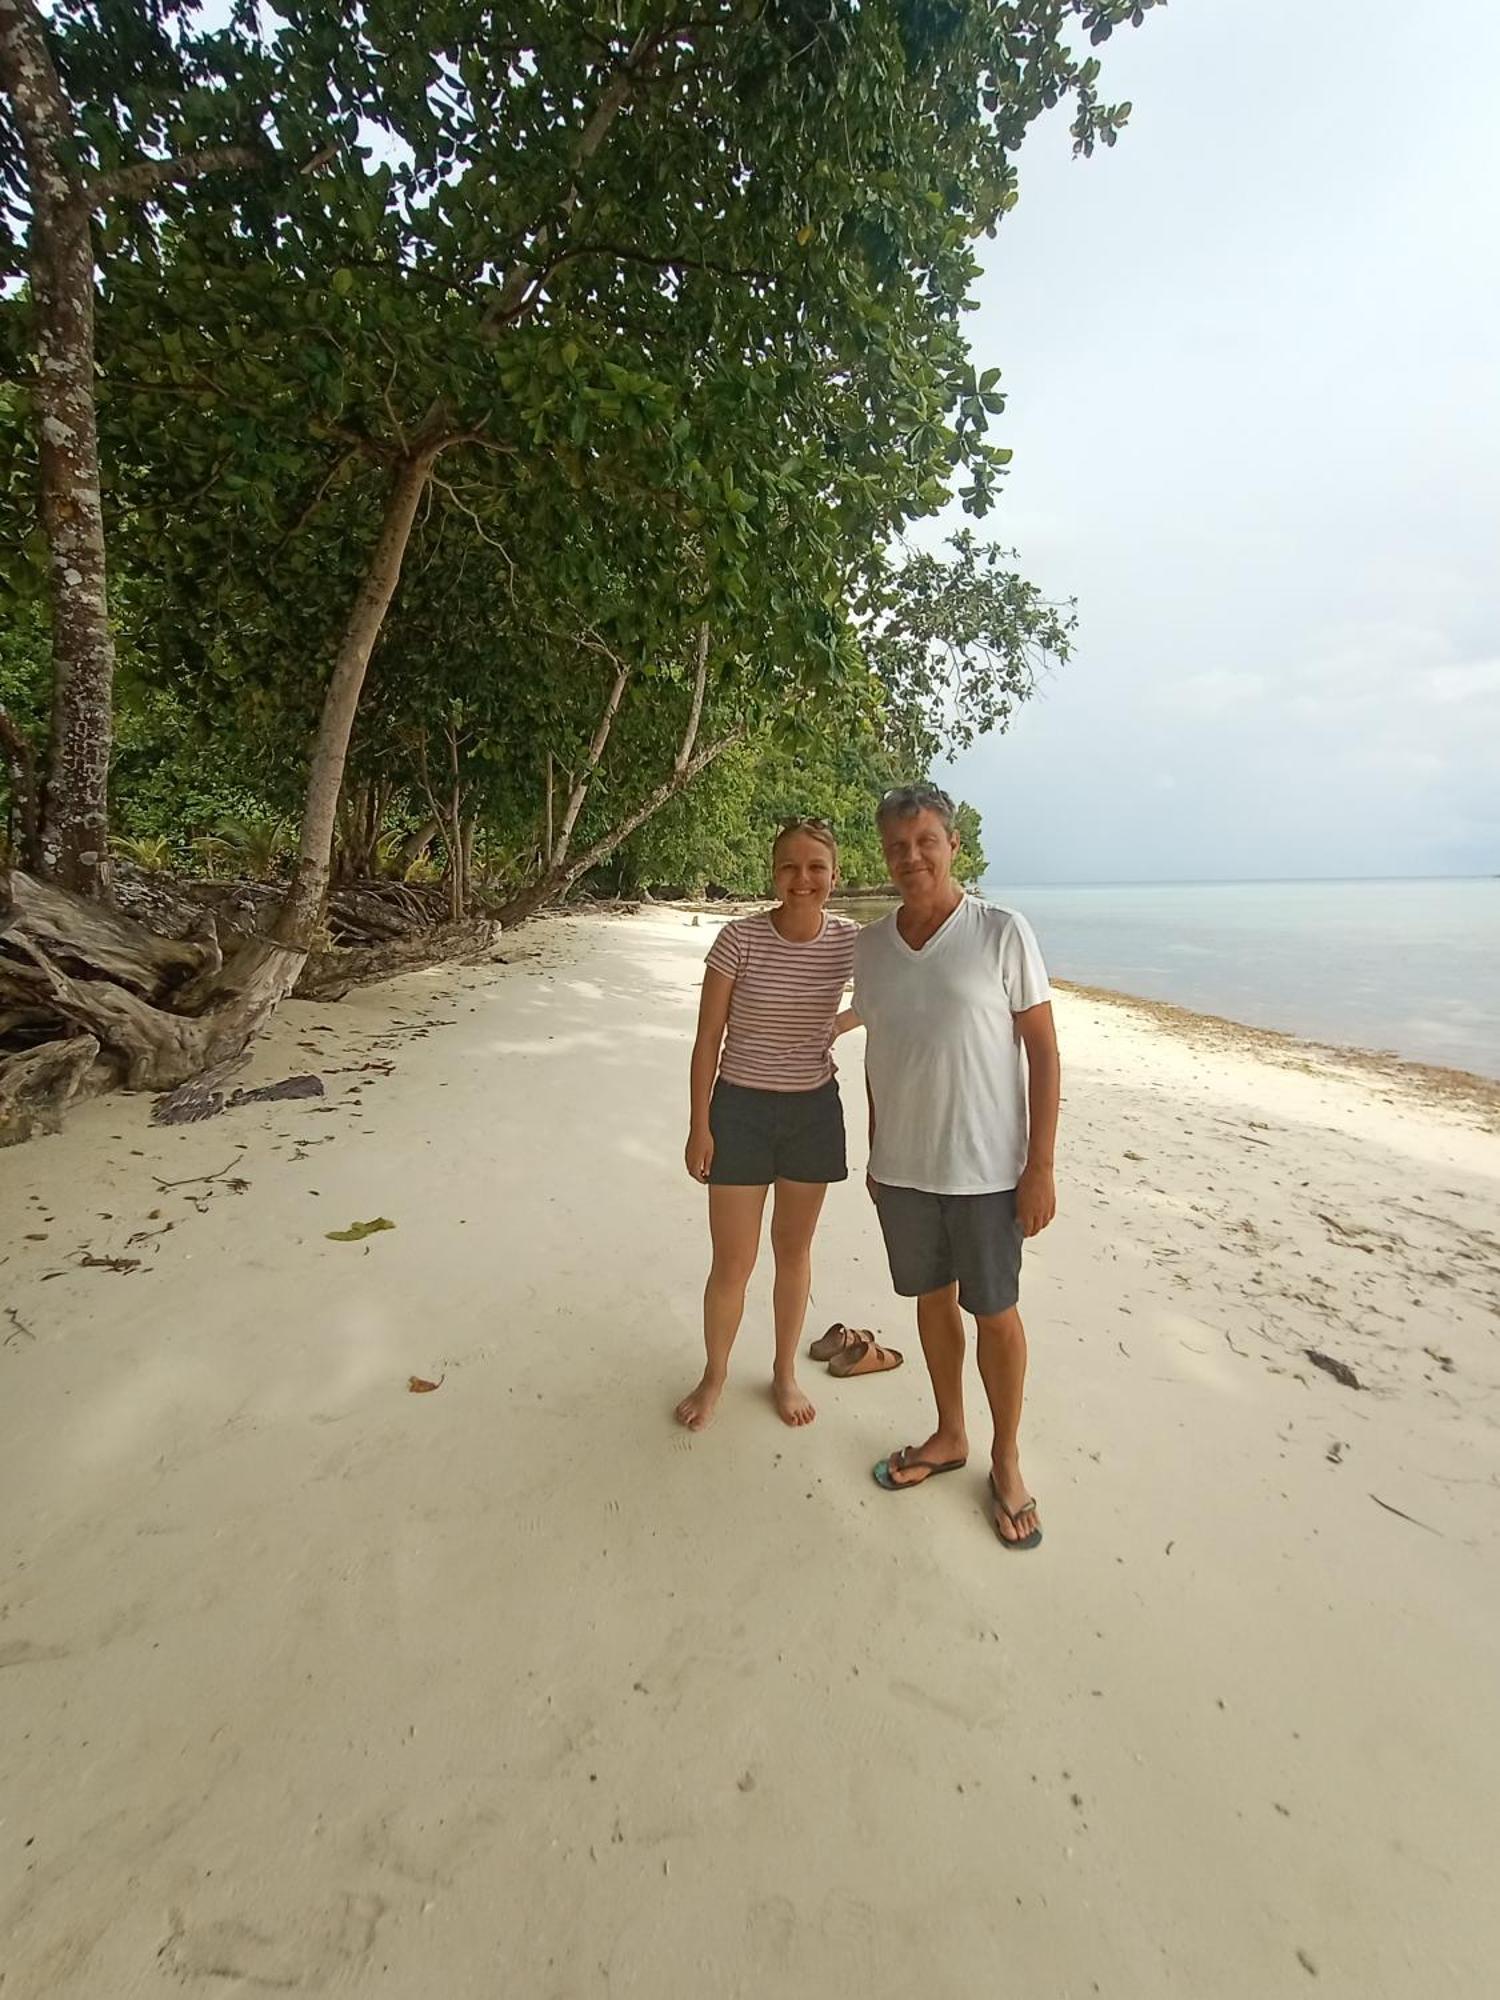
[872, 1182, 1023, 1317]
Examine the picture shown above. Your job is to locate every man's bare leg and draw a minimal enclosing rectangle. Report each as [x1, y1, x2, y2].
[882, 1282, 969, 1485]
[677, 1184, 768, 1429]
[975, 1306, 1039, 1542]
[768, 1177, 827, 1426]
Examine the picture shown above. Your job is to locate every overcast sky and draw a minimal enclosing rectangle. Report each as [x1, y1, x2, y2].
[939, 0, 1500, 884]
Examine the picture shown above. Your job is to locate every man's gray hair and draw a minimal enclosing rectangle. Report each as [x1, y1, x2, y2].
[876, 783, 957, 831]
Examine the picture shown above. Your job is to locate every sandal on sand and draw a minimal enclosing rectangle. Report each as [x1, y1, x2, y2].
[873, 1445, 966, 1491]
[809, 1322, 867, 1363]
[989, 1472, 1043, 1551]
[827, 1336, 903, 1379]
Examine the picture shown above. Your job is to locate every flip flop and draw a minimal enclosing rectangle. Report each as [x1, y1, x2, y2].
[809, 1322, 867, 1363]
[826, 1336, 903, 1379]
[873, 1445, 967, 1491]
[989, 1472, 1043, 1551]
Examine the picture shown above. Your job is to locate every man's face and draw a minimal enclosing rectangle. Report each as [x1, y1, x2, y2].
[880, 808, 959, 898]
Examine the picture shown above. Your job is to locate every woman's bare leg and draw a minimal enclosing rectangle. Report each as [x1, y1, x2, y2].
[676, 1184, 768, 1429]
[768, 1177, 828, 1426]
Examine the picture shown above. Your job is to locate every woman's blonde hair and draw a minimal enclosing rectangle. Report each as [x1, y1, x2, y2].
[772, 816, 838, 863]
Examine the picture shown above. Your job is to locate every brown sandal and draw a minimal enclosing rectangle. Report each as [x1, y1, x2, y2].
[809, 1322, 867, 1362]
[826, 1335, 903, 1379]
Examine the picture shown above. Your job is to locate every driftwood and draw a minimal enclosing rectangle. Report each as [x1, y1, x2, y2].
[5, 867, 218, 996]
[2, 867, 305, 1096]
[295, 916, 500, 999]
[0, 1033, 100, 1145]
[0, 864, 500, 1139]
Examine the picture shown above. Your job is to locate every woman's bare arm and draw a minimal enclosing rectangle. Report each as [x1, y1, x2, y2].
[686, 968, 735, 1180]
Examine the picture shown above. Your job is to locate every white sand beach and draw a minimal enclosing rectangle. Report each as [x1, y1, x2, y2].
[3, 907, 1498, 1999]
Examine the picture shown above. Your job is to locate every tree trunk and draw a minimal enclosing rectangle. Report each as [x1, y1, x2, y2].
[335, 778, 389, 879]
[499, 624, 720, 926]
[274, 450, 437, 947]
[549, 649, 631, 871]
[397, 817, 440, 873]
[0, 0, 116, 896]
[0, 705, 43, 870]
[498, 726, 741, 927]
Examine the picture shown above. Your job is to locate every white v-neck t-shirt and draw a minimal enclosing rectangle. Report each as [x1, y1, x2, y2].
[853, 895, 1051, 1195]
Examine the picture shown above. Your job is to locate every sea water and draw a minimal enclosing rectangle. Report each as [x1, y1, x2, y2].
[841, 878, 1500, 1078]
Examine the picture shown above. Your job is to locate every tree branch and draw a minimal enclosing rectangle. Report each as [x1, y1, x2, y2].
[552, 640, 633, 869]
[89, 144, 272, 204]
[482, 22, 703, 335]
[542, 242, 775, 287]
[88, 139, 336, 206]
[564, 723, 744, 883]
[674, 623, 711, 774]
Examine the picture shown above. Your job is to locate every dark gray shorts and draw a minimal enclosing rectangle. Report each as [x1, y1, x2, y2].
[872, 1183, 1023, 1317]
[708, 1078, 848, 1186]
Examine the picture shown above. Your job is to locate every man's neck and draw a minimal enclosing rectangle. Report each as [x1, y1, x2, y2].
[897, 882, 963, 942]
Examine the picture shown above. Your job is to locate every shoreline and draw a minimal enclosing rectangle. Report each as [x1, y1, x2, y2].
[1051, 978, 1500, 1132]
[630, 896, 1500, 1120]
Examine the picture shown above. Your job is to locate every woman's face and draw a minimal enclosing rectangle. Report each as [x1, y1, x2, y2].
[772, 831, 837, 909]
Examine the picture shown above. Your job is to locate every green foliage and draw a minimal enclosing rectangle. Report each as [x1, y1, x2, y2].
[620, 716, 987, 897]
[1, 1, 1159, 904]
[111, 832, 175, 871]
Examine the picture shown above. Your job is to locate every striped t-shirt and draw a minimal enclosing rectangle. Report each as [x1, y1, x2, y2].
[705, 912, 859, 1092]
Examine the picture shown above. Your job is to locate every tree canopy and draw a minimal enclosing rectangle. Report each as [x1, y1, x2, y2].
[2, 0, 1155, 1109]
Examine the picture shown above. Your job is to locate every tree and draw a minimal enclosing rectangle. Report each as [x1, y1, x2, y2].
[1, 0, 1159, 1123]
[0, 0, 315, 893]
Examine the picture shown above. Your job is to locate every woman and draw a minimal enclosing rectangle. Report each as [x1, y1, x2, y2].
[677, 819, 859, 1430]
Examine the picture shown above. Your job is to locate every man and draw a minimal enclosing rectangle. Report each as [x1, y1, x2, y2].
[853, 784, 1060, 1549]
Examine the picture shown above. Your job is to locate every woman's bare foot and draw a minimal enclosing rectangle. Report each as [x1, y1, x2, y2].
[772, 1374, 816, 1427]
[675, 1374, 725, 1430]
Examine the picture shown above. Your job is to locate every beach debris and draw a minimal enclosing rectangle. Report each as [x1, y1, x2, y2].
[150, 1056, 250, 1124]
[151, 1153, 247, 1192]
[1296, 1948, 1318, 1976]
[326, 1217, 395, 1242]
[4, 1308, 35, 1347]
[152, 1068, 323, 1125]
[1369, 1494, 1442, 1536]
[1304, 1349, 1362, 1390]
[79, 1252, 141, 1274]
[407, 1374, 444, 1394]
[125, 1221, 174, 1249]
[1123, 1149, 1145, 1162]
[737, 1771, 756, 1792]
[1325, 1441, 1346, 1465]
[230, 1074, 324, 1106]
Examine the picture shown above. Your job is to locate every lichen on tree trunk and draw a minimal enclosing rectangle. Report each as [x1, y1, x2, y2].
[1, 0, 118, 898]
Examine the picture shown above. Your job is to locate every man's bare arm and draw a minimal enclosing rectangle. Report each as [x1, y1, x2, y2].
[1015, 1001, 1059, 1237]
